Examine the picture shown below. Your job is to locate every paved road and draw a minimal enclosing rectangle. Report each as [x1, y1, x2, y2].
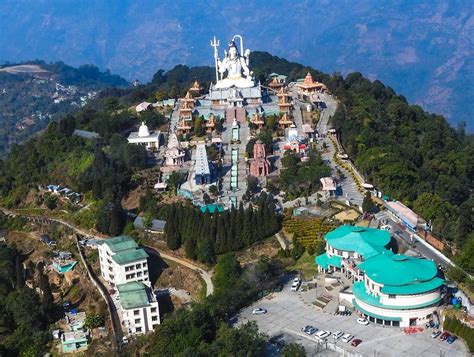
[234, 278, 468, 357]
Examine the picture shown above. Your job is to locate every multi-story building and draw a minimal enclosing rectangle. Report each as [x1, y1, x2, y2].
[117, 281, 160, 335]
[98, 235, 150, 287]
[316, 225, 444, 327]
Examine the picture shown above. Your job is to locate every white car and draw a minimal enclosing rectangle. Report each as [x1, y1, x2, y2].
[341, 333, 354, 343]
[314, 330, 331, 342]
[252, 308, 267, 315]
[357, 318, 369, 325]
[333, 331, 344, 340]
[290, 278, 301, 292]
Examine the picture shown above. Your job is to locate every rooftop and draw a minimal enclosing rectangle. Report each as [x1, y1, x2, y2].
[117, 281, 152, 309]
[315, 253, 342, 270]
[324, 225, 391, 258]
[195, 144, 211, 176]
[104, 235, 138, 253]
[357, 251, 439, 286]
[112, 248, 149, 265]
[133, 216, 166, 232]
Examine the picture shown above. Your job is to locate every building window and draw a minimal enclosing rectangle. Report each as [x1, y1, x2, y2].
[388, 294, 396, 299]
[143, 263, 147, 268]
[135, 318, 141, 324]
[143, 270, 148, 276]
[137, 272, 142, 277]
[134, 310, 140, 316]
[151, 307, 157, 313]
[136, 327, 142, 333]
[136, 263, 141, 269]
[152, 316, 158, 321]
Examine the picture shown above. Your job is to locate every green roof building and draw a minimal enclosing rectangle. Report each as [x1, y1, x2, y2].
[315, 225, 444, 327]
[98, 235, 150, 288]
[117, 281, 160, 335]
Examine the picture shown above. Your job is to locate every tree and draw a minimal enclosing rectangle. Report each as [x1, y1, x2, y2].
[282, 343, 306, 357]
[362, 192, 374, 213]
[209, 185, 219, 196]
[84, 312, 105, 329]
[44, 193, 58, 210]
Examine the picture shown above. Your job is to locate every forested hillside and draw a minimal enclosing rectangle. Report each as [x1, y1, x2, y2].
[0, 51, 472, 276]
[0, 61, 127, 154]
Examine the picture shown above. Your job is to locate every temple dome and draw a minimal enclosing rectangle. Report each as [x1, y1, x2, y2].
[138, 122, 150, 137]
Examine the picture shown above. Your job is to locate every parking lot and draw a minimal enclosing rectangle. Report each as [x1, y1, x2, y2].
[234, 278, 468, 357]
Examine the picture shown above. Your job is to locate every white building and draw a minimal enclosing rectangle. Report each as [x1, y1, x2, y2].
[127, 122, 160, 150]
[117, 281, 160, 335]
[98, 235, 150, 287]
[316, 226, 444, 327]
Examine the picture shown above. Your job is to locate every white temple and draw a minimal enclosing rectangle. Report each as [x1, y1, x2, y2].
[209, 35, 262, 109]
[127, 122, 160, 150]
[164, 132, 185, 167]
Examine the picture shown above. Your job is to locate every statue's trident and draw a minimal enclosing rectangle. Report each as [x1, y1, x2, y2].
[210, 36, 220, 83]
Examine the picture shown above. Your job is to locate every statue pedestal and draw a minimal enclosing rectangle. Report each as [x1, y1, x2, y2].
[209, 82, 262, 110]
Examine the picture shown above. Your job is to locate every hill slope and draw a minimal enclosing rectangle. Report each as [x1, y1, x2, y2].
[0, 61, 128, 153]
[0, 0, 472, 129]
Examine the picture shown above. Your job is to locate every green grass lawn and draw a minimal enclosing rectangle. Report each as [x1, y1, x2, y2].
[287, 252, 318, 280]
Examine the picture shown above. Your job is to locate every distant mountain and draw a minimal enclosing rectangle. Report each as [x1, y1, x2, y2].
[0, 0, 472, 130]
[0, 61, 128, 153]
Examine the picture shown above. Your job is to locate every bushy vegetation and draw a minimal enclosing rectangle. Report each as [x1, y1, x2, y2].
[138, 253, 283, 356]
[280, 151, 331, 200]
[283, 217, 336, 250]
[0, 245, 55, 355]
[443, 316, 474, 352]
[164, 194, 280, 265]
[329, 72, 474, 273]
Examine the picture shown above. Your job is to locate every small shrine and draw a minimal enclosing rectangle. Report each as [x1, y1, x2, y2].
[268, 77, 284, 91]
[250, 112, 265, 129]
[164, 132, 185, 167]
[179, 101, 193, 121]
[296, 72, 327, 95]
[279, 113, 294, 128]
[277, 87, 292, 113]
[182, 91, 195, 108]
[249, 140, 270, 177]
[205, 114, 217, 133]
[189, 80, 202, 95]
[176, 118, 192, 135]
[127, 122, 160, 150]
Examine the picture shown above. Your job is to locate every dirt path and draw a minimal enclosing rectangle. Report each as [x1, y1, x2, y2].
[143, 246, 214, 296]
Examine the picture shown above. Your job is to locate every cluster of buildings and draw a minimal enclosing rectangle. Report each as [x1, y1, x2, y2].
[47, 184, 81, 204]
[316, 225, 444, 327]
[57, 310, 89, 353]
[98, 235, 160, 336]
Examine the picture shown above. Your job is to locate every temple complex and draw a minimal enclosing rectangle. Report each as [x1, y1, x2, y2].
[127, 122, 160, 150]
[182, 91, 195, 108]
[176, 118, 192, 135]
[249, 140, 270, 177]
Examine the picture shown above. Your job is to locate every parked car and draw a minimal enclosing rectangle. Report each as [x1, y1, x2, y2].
[333, 331, 344, 340]
[439, 332, 450, 341]
[446, 335, 457, 344]
[431, 331, 441, 339]
[302, 325, 317, 335]
[341, 333, 354, 343]
[351, 339, 362, 347]
[314, 330, 331, 342]
[290, 278, 301, 292]
[252, 308, 267, 315]
[357, 318, 369, 325]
